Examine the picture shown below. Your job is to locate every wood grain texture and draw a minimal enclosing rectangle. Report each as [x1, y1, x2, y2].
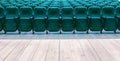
[0, 39, 119, 61]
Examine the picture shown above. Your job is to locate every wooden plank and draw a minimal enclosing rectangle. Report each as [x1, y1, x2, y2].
[114, 39, 120, 44]
[17, 40, 40, 61]
[88, 39, 116, 61]
[0, 40, 11, 51]
[0, 38, 119, 61]
[69, 40, 87, 61]
[0, 41, 19, 61]
[45, 40, 59, 61]
[100, 39, 120, 61]
[60, 39, 73, 61]
[60, 39, 87, 61]
[4, 40, 31, 61]
[79, 39, 101, 61]
[111, 40, 120, 59]
[31, 40, 50, 61]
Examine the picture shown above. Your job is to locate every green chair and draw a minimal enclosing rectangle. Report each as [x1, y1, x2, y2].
[16, 4, 23, 9]
[47, 7, 60, 32]
[74, 6, 88, 32]
[33, 6, 46, 32]
[61, 7, 74, 32]
[0, 6, 4, 32]
[19, 6, 33, 33]
[2, 4, 11, 8]
[102, 6, 116, 32]
[4, 6, 19, 33]
[116, 6, 120, 30]
[88, 6, 103, 32]
[28, 3, 37, 9]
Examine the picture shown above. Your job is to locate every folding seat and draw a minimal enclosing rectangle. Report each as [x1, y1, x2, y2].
[74, 4, 82, 7]
[62, 2, 71, 7]
[47, 7, 60, 32]
[41, 4, 48, 8]
[116, 6, 120, 30]
[4, 6, 19, 33]
[61, 7, 74, 32]
[109, 3, 117, 8]
[102, 6, 117, 32]
[85, 4, 92, 8]
[2, 4, 11, 8]
[88, 6, 103, 32]
[12, 3, 17, 6]
[0, 6, 5, 31]
[19, 6, 33, 33]
[28, 3, 37, 9]
[97, 3, 104, 8]
[31, 0, 37, 3]
[16, 4, 23, 9]
[74, 6, 88, 32]
[33, 6, 46, 32]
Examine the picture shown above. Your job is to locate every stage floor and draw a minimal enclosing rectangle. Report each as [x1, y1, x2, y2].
[0, 34, 120, 61]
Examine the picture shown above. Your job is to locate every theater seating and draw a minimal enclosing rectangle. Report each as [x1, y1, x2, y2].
[102, 6, 117, 32]
[0, 5, 4, 31]
[61, 6, 74, 32]
[47, 6, 60, 32]
[0, 0, 119, 34]
[19, 6, 33, 33]
[75, 6, 88, 32]
[88, 6, 103, 32]
[34, 6, 46, 32]
[4, 6, 19, 33]
[116, 6, 120, 30]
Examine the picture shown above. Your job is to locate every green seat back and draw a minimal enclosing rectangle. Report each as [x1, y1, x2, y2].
[75, 6, 87, 18]
[62, 7, 73, 19]
[20, 6, 32, 19]
[116, 6, 120, 18]
[33, 6, 46, 32]
[0, 6, 4, 31]
[19, 6, 33, 32]
[48, 7, 59, 19]
[34, 6, 46, 19]
[0, 6, 4, 18]
[102, 6, 115, 18]
[88, 6, 101, 18]
[6, 6, 18, 18]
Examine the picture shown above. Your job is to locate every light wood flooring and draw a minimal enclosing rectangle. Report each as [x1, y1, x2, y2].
[0, 34, 120, 61]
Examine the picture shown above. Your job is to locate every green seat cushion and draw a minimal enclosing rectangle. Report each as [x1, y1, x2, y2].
[0, 18, 4, 31]
[104, 18, 117, 31]
[75, 18, 88, 31]
[19, 19, 32, 32]
[4, 19, 18, 32]
[33, 19, 46, 32]
[47, 19, 60, 32]
[62, 19, 74, 32]
[89, 18, 103, 31]
[0, 6, 4, 31]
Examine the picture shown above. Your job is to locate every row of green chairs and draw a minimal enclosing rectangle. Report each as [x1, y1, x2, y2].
[1, 0, 120, 8]
[0, 0, 120, 34]
[0, 5, 120, 34]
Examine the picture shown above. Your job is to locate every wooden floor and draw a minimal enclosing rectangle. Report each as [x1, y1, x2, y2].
[0, 34, 120, 61]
